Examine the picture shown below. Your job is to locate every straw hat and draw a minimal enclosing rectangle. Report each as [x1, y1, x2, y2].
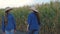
[5, 7, 12, 11]
[30, 7, 38, 12]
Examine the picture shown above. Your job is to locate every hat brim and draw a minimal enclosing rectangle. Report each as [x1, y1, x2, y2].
[30, 8, 38, 12]
[5, 8, 12, 11]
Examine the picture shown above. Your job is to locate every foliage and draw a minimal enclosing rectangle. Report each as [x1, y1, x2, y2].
[0, 1, 60, 34]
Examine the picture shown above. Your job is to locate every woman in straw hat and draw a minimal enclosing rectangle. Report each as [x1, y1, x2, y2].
[27, 7, 40, 34]
[2, 7, 16, 34]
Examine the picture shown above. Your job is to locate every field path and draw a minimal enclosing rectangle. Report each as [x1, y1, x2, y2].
[0, 26, 27, 34]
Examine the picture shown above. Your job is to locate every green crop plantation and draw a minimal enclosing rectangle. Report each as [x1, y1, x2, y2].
[0, 1, 60, 34]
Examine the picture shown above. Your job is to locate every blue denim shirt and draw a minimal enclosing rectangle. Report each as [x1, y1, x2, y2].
[2, 13, 16, 32]
[28, 12, 40, 30]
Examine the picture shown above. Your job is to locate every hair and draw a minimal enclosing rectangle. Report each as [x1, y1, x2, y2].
[5, 10, 10, 13]
[33, 10, 40, 25]
[4, 11, 8, 26]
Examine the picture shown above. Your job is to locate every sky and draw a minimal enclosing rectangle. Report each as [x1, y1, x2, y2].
[0, 0, 51, 9]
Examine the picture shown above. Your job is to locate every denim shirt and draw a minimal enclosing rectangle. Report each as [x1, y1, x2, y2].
[28, 12, 40, 30]
[2, 13, 16, 32]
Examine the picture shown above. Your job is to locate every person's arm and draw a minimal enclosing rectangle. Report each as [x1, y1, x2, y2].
[2, 16, 5, 33]
[12, 15, 16, 32]
[27, 24, 29, 31]
[27, 14, 31, 31]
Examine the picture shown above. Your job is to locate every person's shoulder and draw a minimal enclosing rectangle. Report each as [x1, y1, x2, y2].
[2, 15, 4, 17]
[28, 12, 33, 16]
[9, 13, 13, 16]
[2, 15, 4, 18]
[30, 12, 34, 15]
[9, 13, 14, 17]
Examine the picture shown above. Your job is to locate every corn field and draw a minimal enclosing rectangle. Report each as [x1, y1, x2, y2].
[0, 1, 60, 34]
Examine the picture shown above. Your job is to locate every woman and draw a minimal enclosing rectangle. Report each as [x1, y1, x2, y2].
[27, 7, 40, 34]
[2, 7, 16, 34]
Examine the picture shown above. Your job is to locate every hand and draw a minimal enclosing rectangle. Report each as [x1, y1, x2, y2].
[14, 30, 16, 34]
[3, 32, 5, 34]
[26, 24, 29, 32]
[14, 30, 16, 33]
[26, 28, 29, 32]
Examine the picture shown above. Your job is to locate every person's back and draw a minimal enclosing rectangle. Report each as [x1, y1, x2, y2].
[2, 13, 16, 31]
[28, 12, 39, 30]
[27, 7, 40, 34]
[2, 7, 16, 34]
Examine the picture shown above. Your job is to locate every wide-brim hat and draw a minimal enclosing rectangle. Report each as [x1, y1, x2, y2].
[30, 7, 38, 12]
[5, 7, 12, 12]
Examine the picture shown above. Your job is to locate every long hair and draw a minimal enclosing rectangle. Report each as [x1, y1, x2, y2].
[4, 11, 8, 26]
[33, 10, 40, 25]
